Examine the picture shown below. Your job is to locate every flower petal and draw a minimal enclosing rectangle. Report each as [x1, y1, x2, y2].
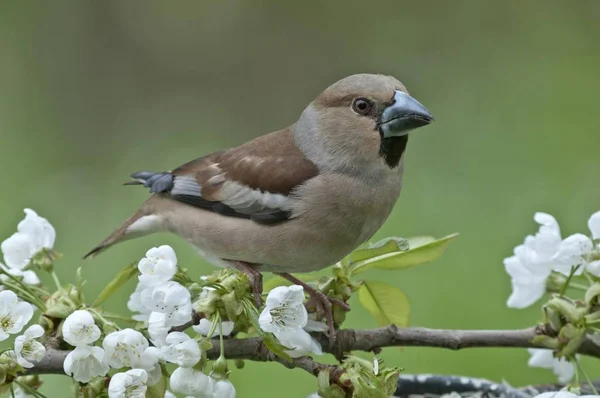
[19, 209, 56, 250]
[1, 233, 35, 269]
[552, 234, 593, 275]
[588, 211, 600, 240]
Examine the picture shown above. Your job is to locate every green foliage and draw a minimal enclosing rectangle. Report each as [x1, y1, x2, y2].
[146, 375, 168, 398]
[357, 281, 410, 327]
[263, 335, 293, 362]
[348, 234, 458, 275]
[91, 262, 138, 307]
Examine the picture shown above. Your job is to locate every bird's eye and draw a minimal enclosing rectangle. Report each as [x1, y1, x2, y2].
[351, 98, 373, 115]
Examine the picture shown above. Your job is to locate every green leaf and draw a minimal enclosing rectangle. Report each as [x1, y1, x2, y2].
[358, 280, 410, 326]
[263, 334, 292, 362]
[347, 237, 410, 264]
[92, 262, 138, 307]
[350, 233, 458, 275]
[146, 375, 168, 398]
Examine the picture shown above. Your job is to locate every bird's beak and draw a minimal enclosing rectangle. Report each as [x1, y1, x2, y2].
[378, 91, 434, 138]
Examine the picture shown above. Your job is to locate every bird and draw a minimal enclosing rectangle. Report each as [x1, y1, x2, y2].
[85, 73, 433, 338]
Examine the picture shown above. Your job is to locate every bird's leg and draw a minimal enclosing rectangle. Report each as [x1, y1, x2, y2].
[276, 272, 350, 345]
[229, 260, 263, 307]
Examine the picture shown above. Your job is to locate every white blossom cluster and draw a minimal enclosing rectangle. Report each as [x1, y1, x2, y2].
[0, 210, 50, 370]
[504, 211, 600, 385]
[112, 246, 236, 397]
[1, 209, 55, 286]
[504, 211, 600, 309]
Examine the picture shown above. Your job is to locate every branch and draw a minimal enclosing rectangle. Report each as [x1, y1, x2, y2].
[25, 325, 600, 376]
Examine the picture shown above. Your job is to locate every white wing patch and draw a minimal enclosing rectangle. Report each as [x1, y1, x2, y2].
[172, 176, 202, 196]
[172, 175, 292, 214]
[217, 181, 292, 213]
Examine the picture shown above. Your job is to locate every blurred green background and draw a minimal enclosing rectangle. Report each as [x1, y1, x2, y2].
[1, 1, 599, 396]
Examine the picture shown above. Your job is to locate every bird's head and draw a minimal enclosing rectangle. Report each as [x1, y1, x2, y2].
[294, 74, 433, 171]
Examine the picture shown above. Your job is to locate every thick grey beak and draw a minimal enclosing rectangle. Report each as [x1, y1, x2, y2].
[378, 91, 434, 138]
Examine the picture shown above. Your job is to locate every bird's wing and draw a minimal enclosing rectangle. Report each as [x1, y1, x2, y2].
[129, 129, 319, 224]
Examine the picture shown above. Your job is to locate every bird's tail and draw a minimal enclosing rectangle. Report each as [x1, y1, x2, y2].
[83, 196, 164, 259]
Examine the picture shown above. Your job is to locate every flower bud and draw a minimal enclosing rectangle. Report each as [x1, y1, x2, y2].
[68, 287, 82, 304]
[543, 305, 564, 333]
[546, 296, 583, 324]
[194, 289, 220, 315]
[585, 283, 600, 306]
[44, 304, 74, 319]
[546, 272, 567, 293]
[222, 291, 244, 321]
[211, 355, 229, 379]
[33, 248, 61, 272]
[558, 327, 585, 357]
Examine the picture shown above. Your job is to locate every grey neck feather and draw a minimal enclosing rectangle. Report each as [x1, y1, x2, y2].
[293, 104, 400, 178]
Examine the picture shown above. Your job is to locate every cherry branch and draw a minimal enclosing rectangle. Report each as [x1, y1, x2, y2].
[25, 325, 600, 376]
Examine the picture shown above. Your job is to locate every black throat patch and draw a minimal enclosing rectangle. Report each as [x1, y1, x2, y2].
[379, 135, 408, 168]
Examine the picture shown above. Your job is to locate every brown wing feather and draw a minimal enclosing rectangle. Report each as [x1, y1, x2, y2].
[173, 128, 318, 195]
[167, 127, 318, 222]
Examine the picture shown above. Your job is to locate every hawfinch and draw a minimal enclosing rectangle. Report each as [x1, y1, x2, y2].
[86, 73, 433, 336]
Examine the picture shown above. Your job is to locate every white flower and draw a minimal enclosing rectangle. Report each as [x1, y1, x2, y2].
[159, 331, 201, 367]
[192, 318, 235, 338]
[164, 391, 177, 398]
[63, 345, 110, 383]
[102, 328, 159, 369]
[170, 367, 213, 397]
[0, 263, 40, 286]
[147, 312, 170, 347]
[127, 282, 152, 322]
[553, 211, 600, 277]
[212, 379, 236, 398]
[279, 328, 322, 358]
[1, 209, 55, 270]
[138, 245, 178, 287]
[108, 368, 148, 398]
[14, 324, 46, 368]
[504, 213, 561, 309]
[534, 392, 599, 398]
[259, 285, 307, 339]
[553, 234, 594, 275]
[62, 310, 101, 346]
[527, 349, 575, 384]
[0, 290, 34, 341]
[140, 281, 192, 327]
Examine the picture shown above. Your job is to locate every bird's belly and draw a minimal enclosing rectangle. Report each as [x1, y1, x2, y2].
[168, 206, 394, 274]
[179, 217, 364, 273]
[165, 172, 402, 273]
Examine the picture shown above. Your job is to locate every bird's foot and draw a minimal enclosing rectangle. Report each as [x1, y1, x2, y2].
[229, 260, 263, 307]
[276, 272, 349, 348]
